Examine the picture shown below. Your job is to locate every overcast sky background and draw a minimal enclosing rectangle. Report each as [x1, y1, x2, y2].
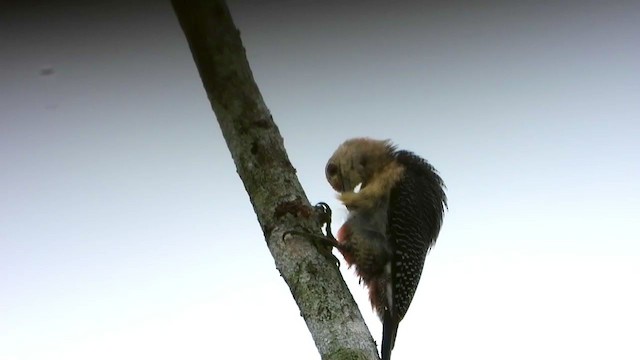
[2, 1, 639, 359]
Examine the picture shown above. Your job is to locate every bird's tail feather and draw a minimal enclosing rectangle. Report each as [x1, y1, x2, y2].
[381, 309, 397, 360]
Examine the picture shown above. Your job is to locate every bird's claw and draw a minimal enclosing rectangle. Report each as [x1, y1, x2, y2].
[313, 202, 332, 227]
[319, 246, 341, 267]
[283, 230, 340, 267]
[312, 202, 338, 242]
[282, 202, 340, 267]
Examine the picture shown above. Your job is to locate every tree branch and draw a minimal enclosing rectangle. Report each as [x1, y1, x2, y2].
[171, 1, 379, 359]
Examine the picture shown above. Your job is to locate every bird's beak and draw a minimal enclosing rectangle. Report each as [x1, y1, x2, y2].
[353, 182, 363, 193]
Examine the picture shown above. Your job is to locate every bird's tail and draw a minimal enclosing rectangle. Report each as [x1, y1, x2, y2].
[381, 309, 398, 360]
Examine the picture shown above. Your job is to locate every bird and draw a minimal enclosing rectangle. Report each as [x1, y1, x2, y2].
[319, 137, 447, 360]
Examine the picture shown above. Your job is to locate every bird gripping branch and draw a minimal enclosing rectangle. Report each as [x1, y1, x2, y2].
[288, 137, 447, 360]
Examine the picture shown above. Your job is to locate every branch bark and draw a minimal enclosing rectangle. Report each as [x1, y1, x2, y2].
[171, 1, 379, 359]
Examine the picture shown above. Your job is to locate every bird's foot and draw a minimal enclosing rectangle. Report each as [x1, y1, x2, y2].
[282, 202, 341, 266]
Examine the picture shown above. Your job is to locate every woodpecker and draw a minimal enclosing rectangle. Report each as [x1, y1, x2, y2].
[320, 137, 447, 360]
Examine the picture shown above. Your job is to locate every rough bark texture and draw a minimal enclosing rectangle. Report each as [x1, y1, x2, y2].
[171, 1, 380, 359]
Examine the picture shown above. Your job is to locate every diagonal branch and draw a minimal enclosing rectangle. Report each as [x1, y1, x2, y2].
[170, 1, 380, 359]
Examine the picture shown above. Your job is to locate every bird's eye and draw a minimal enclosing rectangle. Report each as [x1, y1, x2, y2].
[326, 163, 338, 177]
[359, 156, 368, 168]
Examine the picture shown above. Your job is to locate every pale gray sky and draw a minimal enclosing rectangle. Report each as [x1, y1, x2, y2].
[2, 1, 639, 359]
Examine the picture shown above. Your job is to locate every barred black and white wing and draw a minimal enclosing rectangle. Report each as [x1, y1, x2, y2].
[381, 150, 447, 360]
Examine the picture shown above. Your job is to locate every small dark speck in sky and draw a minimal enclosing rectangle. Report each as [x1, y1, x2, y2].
[39, 67, 55, 76]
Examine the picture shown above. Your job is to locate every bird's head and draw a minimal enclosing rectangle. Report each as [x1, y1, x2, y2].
[325, 138, 396, 193]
